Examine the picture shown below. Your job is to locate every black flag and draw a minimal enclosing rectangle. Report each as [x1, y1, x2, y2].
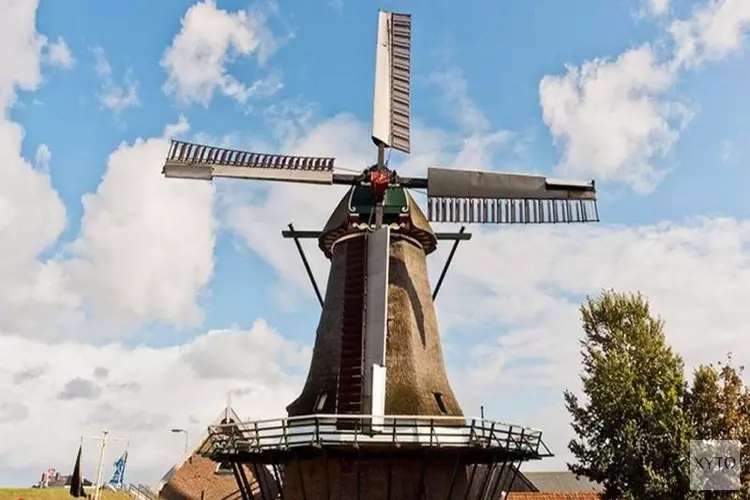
[69, 444, 85, 498]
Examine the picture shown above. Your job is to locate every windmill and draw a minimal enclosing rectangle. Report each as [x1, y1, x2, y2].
[162, 10, 598, 500]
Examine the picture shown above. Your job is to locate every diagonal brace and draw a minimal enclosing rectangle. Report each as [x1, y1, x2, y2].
[287, 223, 324, 307]
[432, 226, 466, 301]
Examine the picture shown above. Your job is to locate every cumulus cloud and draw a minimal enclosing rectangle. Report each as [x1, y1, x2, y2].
[161, 0, 285, 106]
[428, 69, 512, 169]
[540, 46, 689, 193]
[643, 0, 670, 17]
[34, 143, 51, 172]
[0, 0, 215, 339]
[0, 0, 46, 108]
[92, 46, 139, 114]
[0, 320, 307, 485]
[64, 118, 216, 331]
[0, 0, 77, 338]
[44, 37, 75, 69]
[57, 378, 102, 401]
[540, 0, 750, 193]
[12, 365, 49, 385]
[671, 0, 750, 68]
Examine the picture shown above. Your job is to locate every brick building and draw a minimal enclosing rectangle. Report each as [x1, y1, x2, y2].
[156, 405, 277, 500]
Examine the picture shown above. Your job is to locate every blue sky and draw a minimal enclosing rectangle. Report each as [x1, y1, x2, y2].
[20, 0, 750, 341]
[1, 0, 750, 487]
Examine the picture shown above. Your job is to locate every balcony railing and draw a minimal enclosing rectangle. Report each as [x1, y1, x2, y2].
[206, 414, 550, 459]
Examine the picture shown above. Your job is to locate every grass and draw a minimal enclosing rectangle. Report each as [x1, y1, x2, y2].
[0, 490, 130, 500]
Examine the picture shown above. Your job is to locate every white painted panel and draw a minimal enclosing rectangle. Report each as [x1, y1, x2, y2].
[362, 227, 390, 417]
[371, 11, 392, 148]
[371, 365, 387, 430]
[370, 11, 411, 153]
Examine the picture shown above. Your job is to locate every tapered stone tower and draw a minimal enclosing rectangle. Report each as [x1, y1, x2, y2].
[287, 188, 460, 419]
[280, 187, 468, 499]
[159, 10, 601, 499]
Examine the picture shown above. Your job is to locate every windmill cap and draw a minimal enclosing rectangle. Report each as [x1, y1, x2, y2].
[319, 187, 437, 257]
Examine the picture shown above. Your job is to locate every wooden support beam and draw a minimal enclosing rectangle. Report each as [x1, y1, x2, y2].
[432, 226, 467, 301]
[287, 223, 324, 308]
[281, 229, 472, 241]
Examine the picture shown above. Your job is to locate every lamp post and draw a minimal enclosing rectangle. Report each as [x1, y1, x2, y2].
[171, 428, 188, 454]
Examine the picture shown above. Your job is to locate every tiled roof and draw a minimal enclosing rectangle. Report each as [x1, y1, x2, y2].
[156, 404, 277, 500]
[156, 405, 243, 493]
[523, 471, 603, 492]
[508, 493, 602, 499]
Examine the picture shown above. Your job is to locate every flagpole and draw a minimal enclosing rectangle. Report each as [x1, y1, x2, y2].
[93, 430, 109, 500]
[80, 432, 130, 497]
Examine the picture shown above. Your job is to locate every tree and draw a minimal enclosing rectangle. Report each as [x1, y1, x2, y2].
[685, 353, 750, 499]
[564, 290, 694, 499]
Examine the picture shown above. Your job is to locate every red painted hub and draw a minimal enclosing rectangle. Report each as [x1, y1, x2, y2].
[369, 169, 390, 199]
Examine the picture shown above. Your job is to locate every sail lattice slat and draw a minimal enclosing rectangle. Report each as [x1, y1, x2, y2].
[166, 140, 336, 171]
[426, 197, 599, 224]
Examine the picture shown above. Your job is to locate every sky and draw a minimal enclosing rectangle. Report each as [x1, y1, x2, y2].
[0, 0, 749, 488]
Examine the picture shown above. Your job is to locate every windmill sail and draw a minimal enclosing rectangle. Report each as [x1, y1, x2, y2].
[371, 10, 411, 154]
[163, 140, 335, 185]
[425, 167, 598, 224]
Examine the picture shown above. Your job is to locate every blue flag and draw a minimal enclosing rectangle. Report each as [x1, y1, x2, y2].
[108, 451, 128, 488]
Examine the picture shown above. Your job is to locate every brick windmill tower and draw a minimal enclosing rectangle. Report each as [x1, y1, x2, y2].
[161, 10, 599, 499]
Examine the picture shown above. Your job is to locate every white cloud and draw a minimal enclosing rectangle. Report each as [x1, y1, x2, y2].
[34, 143, 51, 172]
[0, 0, 214, 341]
[161, 0, 285, 106]
[44, 36, 75, 69]
[540, 0, 750, 193]
[92, 46, 139, 114]
[64, 118, 216, 331]
[644, 0, 670, 17]
[540, 45, 689, 193]
[0, 319, 309, 486]
[0, 2, 235, 484]
[428, 69, 512, 169]
[0, 0, 46, 109]
[445, 217, 750, 468]
[671, 0, 750, 68]
[0, 0, 75, 339]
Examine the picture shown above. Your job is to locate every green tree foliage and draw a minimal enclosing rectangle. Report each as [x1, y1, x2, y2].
[685, 353, 750, 499]
[564, 290, 694, 499]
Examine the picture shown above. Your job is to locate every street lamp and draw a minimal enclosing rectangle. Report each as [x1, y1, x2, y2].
[171, 428, 188, 454]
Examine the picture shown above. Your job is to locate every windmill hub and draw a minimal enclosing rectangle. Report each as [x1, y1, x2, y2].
[159, 8, 600, 500]
[365, 165, 394, 200]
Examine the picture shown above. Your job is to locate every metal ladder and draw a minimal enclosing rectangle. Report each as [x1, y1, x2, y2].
[336, 236, 366, 419]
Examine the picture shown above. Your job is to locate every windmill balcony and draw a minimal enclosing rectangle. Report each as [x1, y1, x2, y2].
[206, 413, 550, 461]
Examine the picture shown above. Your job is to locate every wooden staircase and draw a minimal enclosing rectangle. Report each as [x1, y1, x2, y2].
[336, 236, 366, 419]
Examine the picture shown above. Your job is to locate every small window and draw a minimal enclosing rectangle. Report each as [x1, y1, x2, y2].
[314, 392, 328, 412]
[434, 393, 447, 414]
[215, 462, 233, 475]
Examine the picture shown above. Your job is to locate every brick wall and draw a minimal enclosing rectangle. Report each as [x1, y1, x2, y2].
[159, 455, 268, 500]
